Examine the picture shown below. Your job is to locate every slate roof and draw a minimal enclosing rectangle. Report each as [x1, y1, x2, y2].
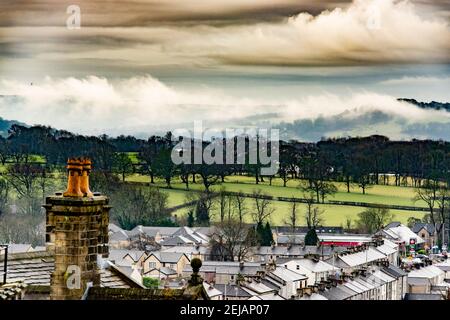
[385, 222, 402, 229]
[159, 227, 209, 246]
[404, 293, 443, 300]
[276, 235, 304, 245]
[269, 267, 307, 282]
[147, 251, 188, 264]
[242, 280, 276, 294]
[159, 235, 198, 246]
[374, 240, 398, 256]
[407, 265, 444, 279]
[214, 284, 252, 298]
[172, 226, 209, 242]
[146, 267, 177, 276]
[4, 252, 54, 286]
[5, 244, 34, 254]
[192, 227, 214, 237]
[333, 247, 386, 268]
[124, 250, 146, 262]
[254, 245, 346, 257]
[162, 245, 210, 257]
[248, 292, 285, 300]
[86, 284, 207, 300]
[321, 285, 355, 300]
[185, 261, 263, 275]
[109, 249, 146, 263]
[274, 226, 343, 234]
[260, 278, 281, 290]
[412, 223, 435, 235]
[283, 259, 338, 273]
[136, 226, 179, 237]
[435, 261, 450, 272]
[109, 230, 130, 241]
[382, 265, 408, 279]
[109, 249, 130, 262]
[2, 251, 143, 290]
[407, 277, 430, 286]
[109, 223, 124, 234]
[298, 293, 328, 300]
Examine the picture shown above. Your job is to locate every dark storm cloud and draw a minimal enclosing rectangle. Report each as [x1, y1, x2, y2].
[0, 0, 351, 27]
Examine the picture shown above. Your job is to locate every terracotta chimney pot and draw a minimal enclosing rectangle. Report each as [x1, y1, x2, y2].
[80, 157, 94, 197]
[63, 158, 83, 197]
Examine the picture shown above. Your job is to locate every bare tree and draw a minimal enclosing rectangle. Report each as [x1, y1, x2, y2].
[251, 189, 275, 225]
[0, 177, 9, 216]
[345, 215, 353, 231]
[0, 211, 45, 246]
[415, 180, 447, 247]
[210, 204, 257, 262]
[304, 192, 324, 229]
[6, 163, 44, 215]
[285, 199, 298, 234]
[285, 199, 299, 245]
[234, 192, 247, 223]
[217, 187, 229, 223]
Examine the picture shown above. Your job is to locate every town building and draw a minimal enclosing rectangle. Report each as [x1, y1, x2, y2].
[412, 223, 436, 249]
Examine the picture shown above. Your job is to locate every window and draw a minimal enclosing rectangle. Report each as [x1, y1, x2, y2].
[149, 262, 156, 269]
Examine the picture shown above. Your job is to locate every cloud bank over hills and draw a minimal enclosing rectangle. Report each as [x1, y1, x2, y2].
[0, 75, 449, 141]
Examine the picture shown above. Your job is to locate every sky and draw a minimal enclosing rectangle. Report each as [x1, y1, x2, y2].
[0, 0, 449, 141]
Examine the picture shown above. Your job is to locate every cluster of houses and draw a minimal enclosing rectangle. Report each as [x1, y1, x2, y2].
[102, 221, 450, 300]
[1, 218, 448, 300]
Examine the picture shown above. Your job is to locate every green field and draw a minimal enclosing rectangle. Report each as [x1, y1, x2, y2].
[126, 174, 426, 227]
[168, 196, 423, 227]
[124, 152, 140, 164]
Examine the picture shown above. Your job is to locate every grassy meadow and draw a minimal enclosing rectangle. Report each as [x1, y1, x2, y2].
[127, 173, 426, 227]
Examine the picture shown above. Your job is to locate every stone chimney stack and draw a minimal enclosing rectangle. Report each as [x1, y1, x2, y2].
[44, 157, 111, 300]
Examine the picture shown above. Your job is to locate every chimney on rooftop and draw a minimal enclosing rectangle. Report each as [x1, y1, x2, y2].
[63, 158, 83, 197]
[62, 157, 94, 198]
[80, 158, 94, 197]
[44, 157, 111, 300]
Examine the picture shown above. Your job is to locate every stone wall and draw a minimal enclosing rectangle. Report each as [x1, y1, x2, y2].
[44, 195, 110, 300]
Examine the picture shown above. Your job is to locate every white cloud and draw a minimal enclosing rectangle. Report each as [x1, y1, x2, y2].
[0, 75, 448, 138]
[206, 0, 450, 66]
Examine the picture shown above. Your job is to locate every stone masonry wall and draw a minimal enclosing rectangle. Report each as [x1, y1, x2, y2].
[45, 195, 109, 300]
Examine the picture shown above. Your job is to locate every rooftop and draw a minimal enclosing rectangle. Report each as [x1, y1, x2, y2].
[1, 251, 143, 291]
[269, 267, 307, 282]
[282, 258, 338, 273]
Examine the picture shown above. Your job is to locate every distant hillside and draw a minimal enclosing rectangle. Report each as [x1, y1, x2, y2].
[0, 95, 29, 137]
[398, 98, 450, 112]
[0, 117, 28, 137]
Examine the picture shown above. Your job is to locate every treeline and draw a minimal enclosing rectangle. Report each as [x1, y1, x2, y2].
[3, 125, 450, 191]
